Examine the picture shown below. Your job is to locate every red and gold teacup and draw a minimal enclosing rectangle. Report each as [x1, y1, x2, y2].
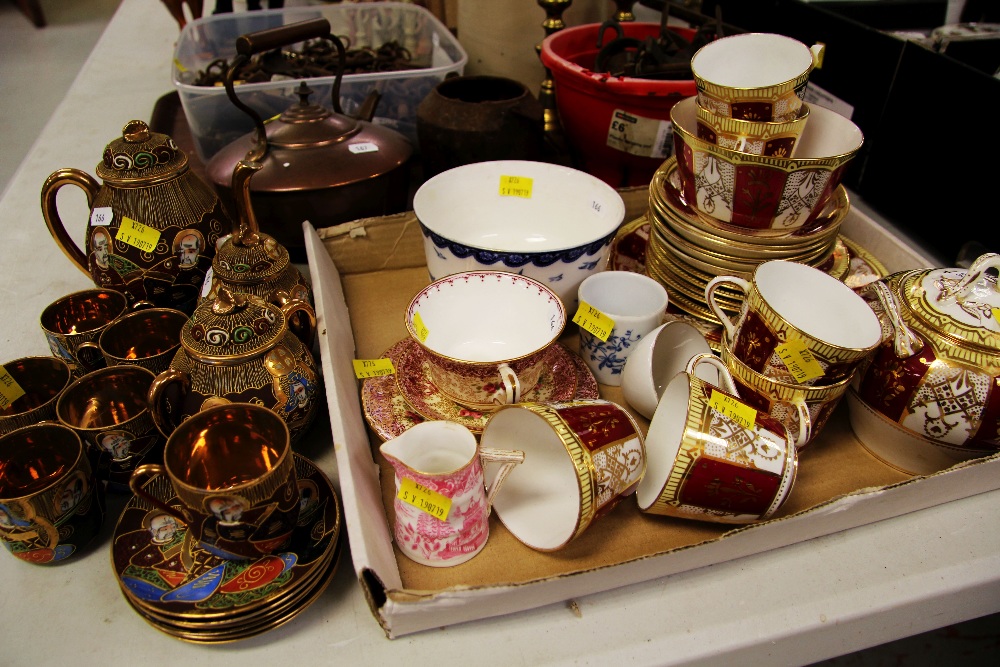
[482, 399, 645, 551]
[637, 354, 800, 524]
[405, 271, 566, 411]
[705, 260, 882, 386]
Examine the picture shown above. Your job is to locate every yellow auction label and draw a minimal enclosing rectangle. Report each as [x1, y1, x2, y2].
[498, 175, 533, 198]
[352, 358, 396, 379]
[992, 307, 1000, 327]
[0, 367, 26, 411]
[115, 216, 160, 254]
[412, 312, 429, 343]
[775, 339, 825, 383]
[572, 301, 615, 342]
[709, 390, 757, 432]
[173, 58, 188, 73]
[397, 477, 451, 521]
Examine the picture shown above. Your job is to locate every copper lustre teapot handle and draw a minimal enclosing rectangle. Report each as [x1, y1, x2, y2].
[41, 168, 101, 276]
[279, 297, 317, 350]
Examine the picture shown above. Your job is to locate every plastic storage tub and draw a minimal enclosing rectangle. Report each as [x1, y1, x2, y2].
[172, 3, 467, 161]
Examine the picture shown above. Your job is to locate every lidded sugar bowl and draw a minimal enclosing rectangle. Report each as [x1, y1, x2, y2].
[202, 159, 314, 317]
[42, 120, 231, 314]
[148, 285, 319, 443]
[857, 253, 1000, 451]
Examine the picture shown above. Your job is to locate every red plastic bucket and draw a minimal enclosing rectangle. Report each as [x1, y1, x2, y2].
[541, 23, 698, 188]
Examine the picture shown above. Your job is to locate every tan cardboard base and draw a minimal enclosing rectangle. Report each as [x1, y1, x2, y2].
[306, 197, 1000, 638]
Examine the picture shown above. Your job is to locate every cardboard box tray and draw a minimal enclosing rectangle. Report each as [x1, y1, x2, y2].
[304, 192, 1000, 638]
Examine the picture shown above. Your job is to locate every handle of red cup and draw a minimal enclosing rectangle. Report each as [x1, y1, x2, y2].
[704, 275, 749, 344]
[686, 353, 739, 396]
[480, 447, 525, 513]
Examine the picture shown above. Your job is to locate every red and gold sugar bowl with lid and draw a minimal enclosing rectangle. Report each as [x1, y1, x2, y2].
[855, 253, 1000, 453]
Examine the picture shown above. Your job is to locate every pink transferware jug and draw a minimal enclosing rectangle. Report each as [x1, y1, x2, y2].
[379, 420, 523, 567]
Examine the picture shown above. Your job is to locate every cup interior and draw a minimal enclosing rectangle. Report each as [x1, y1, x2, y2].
[40, 289, 127, 335]
[691, 33, 813, 88]
[0, 357, 71, 416]
[165, 405, 289, 491]
[382, 421, 476, 475]
[413, 160, 625, 253]
[0, 424, 80, 498]
[578, 271, 668, 320]
[101, 309, 187, 360]
[636, 373, 691, 509]
[58, 366, 154, 429]
[408, 272, 566, 362]
[483, 407, 581, 550]
[755, 261, 882, 350]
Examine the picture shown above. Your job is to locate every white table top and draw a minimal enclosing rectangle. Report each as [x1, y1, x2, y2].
[1, 1, 998, 664]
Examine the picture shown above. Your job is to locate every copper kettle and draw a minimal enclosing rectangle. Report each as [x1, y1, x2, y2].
[205, 18, 414, 263]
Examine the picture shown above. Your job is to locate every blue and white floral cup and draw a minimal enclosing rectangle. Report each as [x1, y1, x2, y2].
[577, 272, 669, 386]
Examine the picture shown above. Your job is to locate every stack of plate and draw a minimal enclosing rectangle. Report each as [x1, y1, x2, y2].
[111, 455, 342, 644]
[646, 156, 852, 324]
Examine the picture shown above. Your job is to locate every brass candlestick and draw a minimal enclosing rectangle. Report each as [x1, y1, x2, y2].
[535, 0, 573, 135]
[613, 1, 637, 22]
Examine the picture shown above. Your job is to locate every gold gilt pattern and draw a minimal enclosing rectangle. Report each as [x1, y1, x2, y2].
[745, 287, 871, 362]
[91, 171, 224, 235]
[175, 454, 295, 514]
[518, 402, 595, 545]
[900, 271, 1000, 367]
[187, 342, 306, 397]
[647, 377, 705, 514]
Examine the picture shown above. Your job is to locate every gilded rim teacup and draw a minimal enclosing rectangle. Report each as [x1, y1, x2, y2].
[40, 288, 130, 376]
[691, 32, 822, 122]
[405, 271, 566, 410]
[56, 364, 162, 489]
[483, 399, 645, 551]
[0, 422, 104, 564]
[0, 356, 73, 436]
[637, 354, 800, 524]
[97, 307, 188, 374]
[705, 259, 882, 387]
[129, 403, 299, 561]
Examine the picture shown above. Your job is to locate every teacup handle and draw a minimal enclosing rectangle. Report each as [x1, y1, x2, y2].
[704, 275, 749, 343]
[495, 363, 522, 406]
[789, 391, 813, 449]
[147, 368, 192, 438]
[129, 464, 193, 525]
[686, 352, 739, 396]
[74, 341, 107, 373]
[479, 446, 525, 512]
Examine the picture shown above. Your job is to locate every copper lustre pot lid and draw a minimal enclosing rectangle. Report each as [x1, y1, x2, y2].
[182, 286, 287, 363]
[97, 120, 188, 185]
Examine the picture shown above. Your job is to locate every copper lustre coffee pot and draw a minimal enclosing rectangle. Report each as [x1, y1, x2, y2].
[205, 18, 413, 263]
[42, 120, 231, 314]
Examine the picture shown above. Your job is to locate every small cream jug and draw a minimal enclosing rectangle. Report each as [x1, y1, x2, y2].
[379, 421, 523, 567]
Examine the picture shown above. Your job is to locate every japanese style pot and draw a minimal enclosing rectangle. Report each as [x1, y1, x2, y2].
[42, 120, 232, 314]
[147, 285, 319, 444]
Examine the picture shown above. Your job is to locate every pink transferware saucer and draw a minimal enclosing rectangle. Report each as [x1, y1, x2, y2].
[362, 339, 598, 441]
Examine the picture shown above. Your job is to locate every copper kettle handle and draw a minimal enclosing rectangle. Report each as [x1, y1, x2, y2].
[41, 168, 101, 276]
[148, 368, 192, 438]
[224, 18, 346, 162]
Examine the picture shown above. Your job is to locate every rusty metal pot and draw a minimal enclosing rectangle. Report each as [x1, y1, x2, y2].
[205, 18, 413, 263]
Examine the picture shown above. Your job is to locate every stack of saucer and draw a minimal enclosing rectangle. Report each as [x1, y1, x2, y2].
[111, 455, 342, 643]
[645, 156, 851, 324]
